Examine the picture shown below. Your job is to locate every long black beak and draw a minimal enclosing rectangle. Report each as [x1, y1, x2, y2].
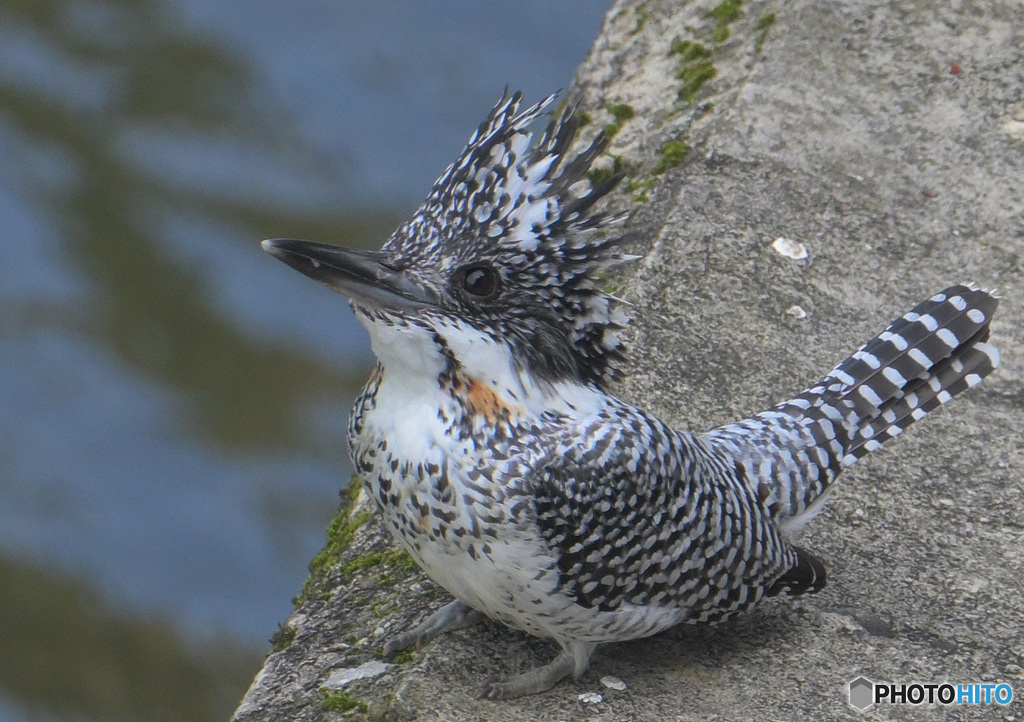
[261, 239, 440, 311]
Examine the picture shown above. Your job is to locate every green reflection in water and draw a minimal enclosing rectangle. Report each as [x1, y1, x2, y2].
[0, 0, 399, 453]
[0, 555, 262, 721]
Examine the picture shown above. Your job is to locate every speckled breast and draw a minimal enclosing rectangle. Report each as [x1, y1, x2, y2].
[344, 365, 564, 627]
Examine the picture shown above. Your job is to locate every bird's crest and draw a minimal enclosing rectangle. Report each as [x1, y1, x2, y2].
[382, 91, 632, 386]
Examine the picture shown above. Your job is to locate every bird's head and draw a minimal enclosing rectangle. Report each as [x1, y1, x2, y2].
[264, 92, 632, 391]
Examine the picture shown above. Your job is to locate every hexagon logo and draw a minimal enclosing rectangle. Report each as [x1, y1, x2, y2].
[848, 677, 874, 711]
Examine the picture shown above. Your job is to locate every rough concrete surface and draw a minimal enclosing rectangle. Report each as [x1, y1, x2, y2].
[233, 1, 1024, 719]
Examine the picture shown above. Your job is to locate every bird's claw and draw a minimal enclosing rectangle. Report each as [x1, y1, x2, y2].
[382, 632, 425, 657]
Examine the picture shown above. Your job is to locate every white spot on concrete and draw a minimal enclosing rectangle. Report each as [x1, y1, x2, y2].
[324, 660, 391, 689]
[785, 304, 808, 319]
[771, 236, 808, 260]
[600, 675, 628, 691]
[1002, 117, 1024, 137]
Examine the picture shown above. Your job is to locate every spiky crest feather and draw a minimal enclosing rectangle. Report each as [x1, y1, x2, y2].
[381, 91, 630, 386]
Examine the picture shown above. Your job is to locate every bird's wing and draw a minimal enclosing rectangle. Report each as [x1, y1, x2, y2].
[526, 403, 820, 623]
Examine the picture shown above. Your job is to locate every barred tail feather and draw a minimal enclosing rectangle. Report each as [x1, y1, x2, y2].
[823, 284, 997, 420]
[844, 338, 998, 461]
[825, 284, 999, 461]
[704, 284, 999, 525]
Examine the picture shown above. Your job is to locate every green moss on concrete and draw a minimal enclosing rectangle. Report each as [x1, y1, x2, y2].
[297, 479, 372, 604]
[609, 103, 635, 123]
[631, 6, 650, 35]
[667, 1, 745, 103]
[754, 12, 776, 52]
[678, 61, 717, 102]
[669, 39, 711, 62]
[318, 689, 368, 714]
[603, 103, 635, 138]
[625, 177, 657, 203]
[652, 139, 691, 175]
[269, 622, 297, 653]
[586, 154, 623, 185]
[707, 0, 743, 43]
[342, 548, 417, 582]
[669, 39, 716, 102]
[390, 648, 415, 665]
[370, 599, 398, 617]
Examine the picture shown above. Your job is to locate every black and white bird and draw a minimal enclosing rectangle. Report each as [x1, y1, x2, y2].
[262, 92, 1000, 699]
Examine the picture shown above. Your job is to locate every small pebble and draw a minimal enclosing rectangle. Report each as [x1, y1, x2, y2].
[578, 692, 603, 704]
[600, 675, 627, 691]
[1003, 110, 1024, 137]
[785, 305, 808, 319]
[771, 236, 808, 260]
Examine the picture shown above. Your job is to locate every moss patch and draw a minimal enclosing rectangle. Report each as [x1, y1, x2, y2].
[669, 39, 716, 102]
[269, 622, 297, 653]
[318, 689, 368, 714]
[609, 103, 635, 123]
[631, 6, 649, 35]
[668, 0, 746, 103]
[669, 39, 711, 62]
[625, 177, 657, 203]
[586, 154, 623, 186]
[754, 12, 776, 52]
[677, 61, 717, 102]
[603, 103, 636, 138]
[652, 139, 691, 175]
[342, 548, 417, 578]
[390, 648, 415, 665]
[707, 0, 743, 43]
[371, 599, 399, 618]
[297, 479, 371, 604]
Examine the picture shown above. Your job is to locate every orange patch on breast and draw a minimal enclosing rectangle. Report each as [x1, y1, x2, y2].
[463, 377, 520, 422]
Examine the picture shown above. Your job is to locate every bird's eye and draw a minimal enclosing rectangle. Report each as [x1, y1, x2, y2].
[458, 264, 501, 300]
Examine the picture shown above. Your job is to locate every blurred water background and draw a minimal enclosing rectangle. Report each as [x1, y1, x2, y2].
[0, 2, 610, 719]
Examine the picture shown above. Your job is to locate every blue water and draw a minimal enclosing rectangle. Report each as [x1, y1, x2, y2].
[0, 1, 609, 719]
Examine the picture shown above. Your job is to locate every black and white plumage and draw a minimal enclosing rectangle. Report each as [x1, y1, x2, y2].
[262, 92, 1000, 699]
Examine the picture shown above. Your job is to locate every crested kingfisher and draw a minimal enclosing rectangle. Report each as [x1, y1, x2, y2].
[262, 92, 1000, 699]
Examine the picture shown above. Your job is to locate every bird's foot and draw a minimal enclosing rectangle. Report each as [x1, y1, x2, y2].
[383, 599, 485, 656]
[475, 648, 576, 700]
